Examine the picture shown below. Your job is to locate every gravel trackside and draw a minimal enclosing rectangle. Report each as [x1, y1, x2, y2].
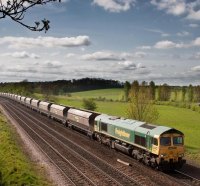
[0, 106, 69, 186]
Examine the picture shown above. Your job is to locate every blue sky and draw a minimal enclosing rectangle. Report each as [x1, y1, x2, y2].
[0, 0, 200, 85]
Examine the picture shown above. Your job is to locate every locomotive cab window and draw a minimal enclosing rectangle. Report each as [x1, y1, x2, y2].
[160, 137, 171, 146]
[101, 122, 107, 132]
[153, 138, 158, 146]
[173, 136, 183, 145]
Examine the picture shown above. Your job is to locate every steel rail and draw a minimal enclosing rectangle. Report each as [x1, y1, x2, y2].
[3, 98, 145, 185]
[4, 101, 126, 186]
[174, 170, 200, 186]
[11, 99, 147, 185]
[2, 103, 97, 186]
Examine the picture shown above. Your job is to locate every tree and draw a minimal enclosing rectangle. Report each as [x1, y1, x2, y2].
[82, 99, 97, 111]
[188, 84, 194, 102]
[131, 80, 139, 96]
[127, 87, 159, 123]
[0, 0, 60, 32]
[174, 89, 178, 101]
[182, 86, 186, 102]
[157, 84, 171, 101]
[124, 81, 131, 102]
[194, 86, 200, 102]
[149, 81, 156, 100]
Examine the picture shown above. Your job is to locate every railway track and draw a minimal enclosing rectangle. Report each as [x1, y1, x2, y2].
[2, 103, 96, 186]
[115, 151, 200, 186]
[0, 98, 155, 186]
[171, 170, 200, 186]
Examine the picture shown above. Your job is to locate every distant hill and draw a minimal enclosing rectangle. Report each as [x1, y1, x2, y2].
[0, 78, 123, 95]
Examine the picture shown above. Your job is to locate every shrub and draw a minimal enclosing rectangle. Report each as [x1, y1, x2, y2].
[82, 99, 97, 111]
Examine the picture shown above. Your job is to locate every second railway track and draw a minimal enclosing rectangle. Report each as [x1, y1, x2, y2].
[2, 97, 198, 186]
[1, 98, 154, 186]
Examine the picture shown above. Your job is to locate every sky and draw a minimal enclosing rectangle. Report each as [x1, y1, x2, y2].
[0, 0, 200, 85]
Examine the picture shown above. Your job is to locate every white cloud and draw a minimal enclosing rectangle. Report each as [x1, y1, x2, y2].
[154, 40, 177, 49]
[65, 53, 76, 58]
[92, 0, 136, 13]
[118, 61, 146, 70]
[81, 51, 126, 61]
[137, 46, 152, 50]
[189, 23, 199, 28]
[151, 0, 200, 21]
[192, 37, 200, 46]
[1, 51, 40, 59]
[190, 52, 200, 60]
[145, 28, 170, 37]
[191, 65, 200, 72]
[43, 60, 63, 68]
[151, 0, 186, 16]
[187, 10, 200, 20]
[154, 40, 190, 49]
[0, 36, 91, 49]
[186, 1, 200, 20]
[140, 37, 200, 50]
[81, 51, 146, 61]
[177, 31, 189, 37]
[133, 51, 147, 58]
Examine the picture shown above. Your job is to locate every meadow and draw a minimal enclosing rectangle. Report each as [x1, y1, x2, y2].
[44, 88, 200, 163]
[0, 111, 51, 186]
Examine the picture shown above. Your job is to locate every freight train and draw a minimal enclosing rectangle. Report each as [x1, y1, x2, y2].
[0, 92, 186, 170]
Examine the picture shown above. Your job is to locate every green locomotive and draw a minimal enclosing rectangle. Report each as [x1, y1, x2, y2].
[94, 114, 186, 170]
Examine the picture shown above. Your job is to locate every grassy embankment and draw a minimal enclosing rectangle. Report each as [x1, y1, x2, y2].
[35, 88, 200, 164]
[0, 111, 52, 186]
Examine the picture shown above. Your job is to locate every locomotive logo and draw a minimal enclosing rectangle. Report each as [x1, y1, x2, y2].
[115, 128, 130, 138]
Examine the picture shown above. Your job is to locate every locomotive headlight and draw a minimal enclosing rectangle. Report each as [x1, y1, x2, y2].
[160, 153, 167, 157]
[178, 153, 184, 157]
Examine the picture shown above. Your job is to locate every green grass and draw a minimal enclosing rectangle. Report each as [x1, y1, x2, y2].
[69, 88, 124, 100]
[0, 111, 51, 186]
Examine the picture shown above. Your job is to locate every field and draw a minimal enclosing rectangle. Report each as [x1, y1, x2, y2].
[42, 88, 200, 163]
[0, 111, 51, 186]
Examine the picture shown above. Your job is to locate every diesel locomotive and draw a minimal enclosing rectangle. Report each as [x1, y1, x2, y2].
[0, 92, 186, 170]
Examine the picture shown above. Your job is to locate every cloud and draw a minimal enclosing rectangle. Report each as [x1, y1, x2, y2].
[81, 51, 126, 61]
[118, 61, 146, 71]
[177, 31, 189, 37]
[139, 37, 200, 50]
[154, 40, 177, 49]
[1, 51, 40, 59]
[154, 40, 189, 49]
[192, 37, 200, 46]
[137, 45, 152, 50]
[43, 60, 63, 68]
[65, 53, 76, 58]
[81, 51, 146, 61]
[186, 1, 200, 20]
[92, 0, 136, 13]
[145, 28, 170, 37]
[0, 36, 91, 49]
[189, 23, 199, 28]
[187, 10, 200, 20]
[151, 0, 186, 16]
[191, 65, 200, 72]
[132, 51, 146, 58]
[190, 52, 200, 60]
[151, 0, 200, 21]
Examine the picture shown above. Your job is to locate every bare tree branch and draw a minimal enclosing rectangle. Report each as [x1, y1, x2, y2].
[0, 0, 60, 32]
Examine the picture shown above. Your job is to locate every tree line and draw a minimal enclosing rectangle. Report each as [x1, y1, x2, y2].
[0, 78, 123, 96]
[124, 80, 200, 103]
